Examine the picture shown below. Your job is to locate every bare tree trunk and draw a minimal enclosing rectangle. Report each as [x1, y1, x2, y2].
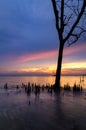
[55, 41, 64, 90]
[51, 0, 86, 91]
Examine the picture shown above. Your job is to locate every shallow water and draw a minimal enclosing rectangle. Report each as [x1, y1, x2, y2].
[0, 87, 86, 130]
[0, 75, 86, 88]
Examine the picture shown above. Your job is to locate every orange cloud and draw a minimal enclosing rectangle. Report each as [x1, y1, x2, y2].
[16, 50, 57, 63]
[19, 64, 56, 75]
[2, 42, 86, 76]
[64, 42, 86, 55]
[62, 68, 86, 75]
[15, 42, 86, 64]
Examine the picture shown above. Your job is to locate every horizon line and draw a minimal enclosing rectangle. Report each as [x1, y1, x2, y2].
[0, 74, 85, 77]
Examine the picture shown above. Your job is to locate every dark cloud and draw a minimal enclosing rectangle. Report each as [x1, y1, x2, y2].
[0, 0, 86, 75]
[0, 0, 58, 57]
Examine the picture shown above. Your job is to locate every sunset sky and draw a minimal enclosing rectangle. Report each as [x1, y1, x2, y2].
[0, 0, 86, 76]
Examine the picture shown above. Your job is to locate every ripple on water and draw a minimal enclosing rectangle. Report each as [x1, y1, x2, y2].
[0, 89, 86, 130]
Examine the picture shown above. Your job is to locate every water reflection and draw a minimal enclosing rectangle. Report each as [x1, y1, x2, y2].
[0, 76, 86, 89]
[0, 88, 86, 129]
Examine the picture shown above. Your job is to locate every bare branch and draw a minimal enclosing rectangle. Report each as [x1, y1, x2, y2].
[64, 0, 86, 43]
[64, 14, 73, 26]
[60, 0, 64, 32]
[51, 0, 60, 32]
[68, 28, 86, 46]
[51, 0, 62, 41]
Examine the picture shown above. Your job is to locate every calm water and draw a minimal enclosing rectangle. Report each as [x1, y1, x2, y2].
[0, 87, 86, 130]
[0, 76, 86, 89]
[0, 76, 86, 130]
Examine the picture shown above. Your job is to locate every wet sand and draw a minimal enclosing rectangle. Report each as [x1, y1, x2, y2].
[0, 88, 86, 130]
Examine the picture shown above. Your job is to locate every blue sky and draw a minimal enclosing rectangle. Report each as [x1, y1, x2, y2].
[0, 0, 57, 55]
[0, 0, 86, 75]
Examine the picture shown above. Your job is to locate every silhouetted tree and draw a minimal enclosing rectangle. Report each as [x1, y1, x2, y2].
[51, 0, 86, 90]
